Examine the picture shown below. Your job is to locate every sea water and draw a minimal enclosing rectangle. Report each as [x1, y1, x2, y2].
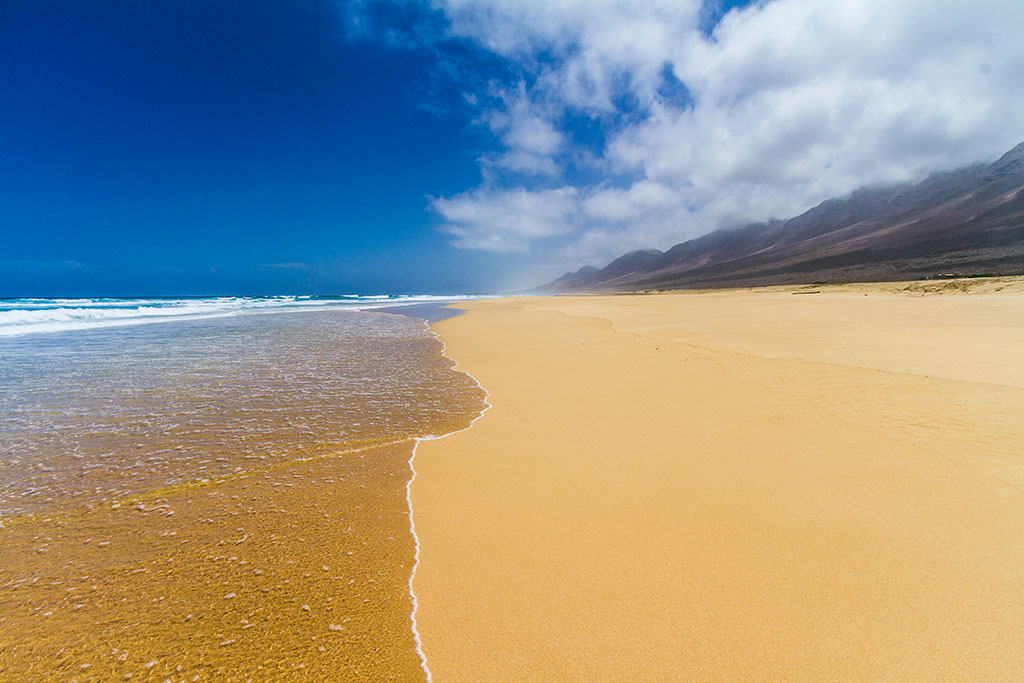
[0, 297, 486, 679]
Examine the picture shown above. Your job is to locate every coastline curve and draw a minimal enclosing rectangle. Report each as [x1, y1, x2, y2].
[405, 314, 493, 682]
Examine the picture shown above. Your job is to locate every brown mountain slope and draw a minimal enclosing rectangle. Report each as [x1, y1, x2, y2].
[541, 142, 1024, 292]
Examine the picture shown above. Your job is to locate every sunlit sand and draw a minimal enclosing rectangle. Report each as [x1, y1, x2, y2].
[413, 277, 1024, 680]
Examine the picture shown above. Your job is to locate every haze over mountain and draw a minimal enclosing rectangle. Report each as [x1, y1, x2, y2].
[541, 142, 1024, 292]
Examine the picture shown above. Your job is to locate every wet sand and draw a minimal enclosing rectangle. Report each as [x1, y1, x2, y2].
[0, 440, 426, 680]
[413, 277, 1024, 680]
[0, 311, 485, 681]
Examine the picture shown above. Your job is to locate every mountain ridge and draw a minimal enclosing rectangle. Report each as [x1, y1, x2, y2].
[539, 143, 1024, 292]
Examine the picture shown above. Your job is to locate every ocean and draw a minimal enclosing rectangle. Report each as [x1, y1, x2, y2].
[0, 296, 487, 679]
[0, 294, 483, 337]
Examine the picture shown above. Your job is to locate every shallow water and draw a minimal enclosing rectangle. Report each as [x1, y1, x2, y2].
[0, 308, 485, 680]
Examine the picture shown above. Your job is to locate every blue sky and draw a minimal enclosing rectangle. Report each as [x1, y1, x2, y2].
[1, 1, 507, 295]
[3, 0, 1023, 295]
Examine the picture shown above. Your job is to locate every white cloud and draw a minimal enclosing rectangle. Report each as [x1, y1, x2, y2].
[583, 180, 679, 224]
[432, 186, 579, 252]
[483, 86, 564, 176]
[441, 0, 702, 110]
[422, 0, 1024, 277]
[503, 109, 561, 156]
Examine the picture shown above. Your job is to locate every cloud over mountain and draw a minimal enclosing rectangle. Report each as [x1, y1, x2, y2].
[350, 0, 1024, 282]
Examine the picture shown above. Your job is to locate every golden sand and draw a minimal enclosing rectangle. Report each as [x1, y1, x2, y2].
[413, 277, 1024, 680]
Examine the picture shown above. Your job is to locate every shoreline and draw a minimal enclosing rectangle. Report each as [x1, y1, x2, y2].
[406, 317, 494, 682]
[412, 277, 1024, 679]
[0, 307, 486, 680]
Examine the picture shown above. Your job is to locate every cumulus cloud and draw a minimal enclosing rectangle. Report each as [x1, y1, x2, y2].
[483, 85, 564, 176]
[432, 186, 579, 252]
[362, 0, 1024, 278]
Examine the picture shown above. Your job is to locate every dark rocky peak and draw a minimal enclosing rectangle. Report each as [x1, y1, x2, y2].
[988, 142, 1024, 177]
[598, 249, 665, 279]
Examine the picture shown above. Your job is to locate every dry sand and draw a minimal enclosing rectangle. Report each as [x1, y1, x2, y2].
[413, 277, 1024, 680]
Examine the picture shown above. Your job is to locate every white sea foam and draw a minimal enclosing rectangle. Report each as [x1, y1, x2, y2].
[407, 318, 493, 683]
[0, 295, 486, 337]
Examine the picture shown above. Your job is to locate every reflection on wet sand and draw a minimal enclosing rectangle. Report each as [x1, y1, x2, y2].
[0, 309, 484, 680]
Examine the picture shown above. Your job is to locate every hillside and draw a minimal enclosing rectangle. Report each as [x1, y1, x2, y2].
[541, 143, 1024, 292]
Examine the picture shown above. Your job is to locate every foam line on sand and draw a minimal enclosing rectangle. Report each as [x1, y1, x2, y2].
[405, 319, 492, 683]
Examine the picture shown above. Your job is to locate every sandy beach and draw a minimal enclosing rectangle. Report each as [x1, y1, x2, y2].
[413, 277, 1024, 680]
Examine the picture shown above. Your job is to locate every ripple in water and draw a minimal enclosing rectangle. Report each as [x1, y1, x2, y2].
[0, 308, 485, 680]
